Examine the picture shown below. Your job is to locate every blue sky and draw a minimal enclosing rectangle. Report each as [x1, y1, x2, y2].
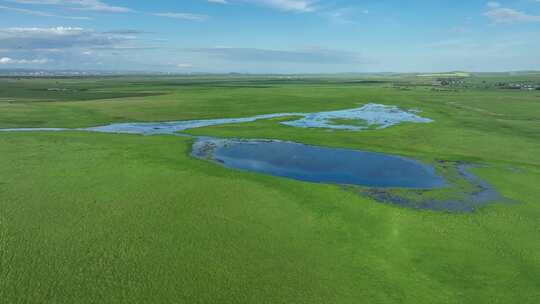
[0, 0, 539, 73]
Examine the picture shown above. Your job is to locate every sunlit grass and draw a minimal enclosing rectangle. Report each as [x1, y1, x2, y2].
[1, 75, 539, 303]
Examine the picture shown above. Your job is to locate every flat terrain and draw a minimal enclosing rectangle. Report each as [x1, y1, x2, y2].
[1, 74, 540, 303]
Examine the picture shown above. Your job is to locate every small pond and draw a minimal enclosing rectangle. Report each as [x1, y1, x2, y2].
[193, 138, 446, 189]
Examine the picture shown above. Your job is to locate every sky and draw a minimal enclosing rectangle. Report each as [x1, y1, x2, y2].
[0, 0, 539, 73]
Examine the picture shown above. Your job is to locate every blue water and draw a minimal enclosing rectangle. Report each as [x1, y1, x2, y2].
[0, 103, 432, 134]
[197, 139, 446, 189]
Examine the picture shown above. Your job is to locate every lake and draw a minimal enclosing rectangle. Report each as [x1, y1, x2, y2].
[193, 138, 446, 189]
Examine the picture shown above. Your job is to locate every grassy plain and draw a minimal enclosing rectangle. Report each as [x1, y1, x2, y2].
[1, 74, 540, 303]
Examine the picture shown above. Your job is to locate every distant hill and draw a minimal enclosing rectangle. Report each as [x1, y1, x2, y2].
[416, 72, 471, 78]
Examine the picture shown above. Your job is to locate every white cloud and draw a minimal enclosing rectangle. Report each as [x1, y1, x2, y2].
[247, 0, 315, 12]
[323, 7, 369, 24]
[0, 4, 91, 19]
[211, 0, 316, 12]
[187, 47, 370, 64]
[484, 2, 540, 23]
[0, 27, 137, 50]
[8, 0, 132, 13]
[0, 57, 49, 64]
[0, 26, 168, 71]
[176, 63, 193, 68]
[153, 13, 209, 21]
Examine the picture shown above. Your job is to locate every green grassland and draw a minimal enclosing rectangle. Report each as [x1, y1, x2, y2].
[1, 75, 540, 303]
